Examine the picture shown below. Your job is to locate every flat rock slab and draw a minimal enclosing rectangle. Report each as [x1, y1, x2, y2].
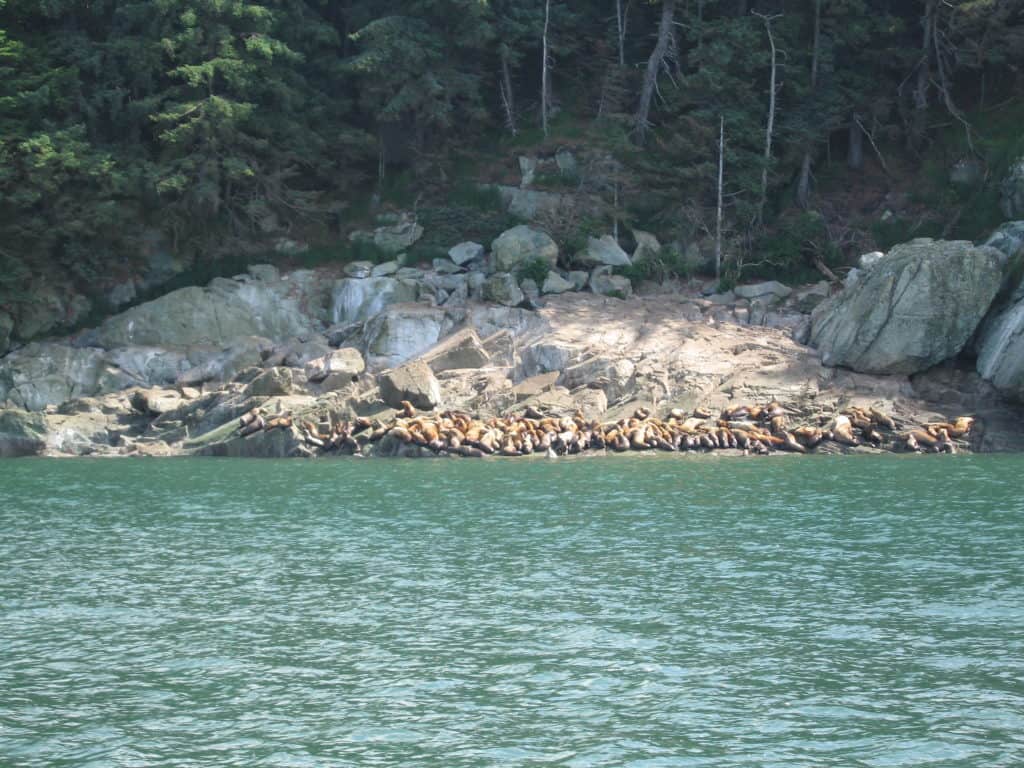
[420, 328, 491, 373]
[379, 360, 442, 410]
[512, 371, 560, 401]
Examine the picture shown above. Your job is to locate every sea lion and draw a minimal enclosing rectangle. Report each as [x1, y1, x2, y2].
[239, 415, 264, 437]
[830, 415, 859, 446]
[869, 408, 896, 431]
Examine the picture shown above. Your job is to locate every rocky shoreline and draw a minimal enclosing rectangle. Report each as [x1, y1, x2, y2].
[2, 220, 1024, 459]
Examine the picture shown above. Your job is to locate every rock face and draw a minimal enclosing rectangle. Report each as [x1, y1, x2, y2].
[0, 343, 128, 411]
[0, 409, 48, 457]
[542, 272, 574, 295]
[735, 281, 792, 302]
[494, 186, 567, 221]
[983, 221, 1024, 263]
[578, 235, 631, 268]
[491, 225, 559, 272]
[810, 239, 1005, 374]
[98, 276, 317, 349]
[976, 279, 1024, 400]
[331, 277, 418, 324]
[379, 361, 442, 410]
[419, 328, 490, 373]
[364, 305, 448, 368]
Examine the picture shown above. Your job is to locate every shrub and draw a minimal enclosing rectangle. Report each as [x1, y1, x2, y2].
[516, 257, 551, 286]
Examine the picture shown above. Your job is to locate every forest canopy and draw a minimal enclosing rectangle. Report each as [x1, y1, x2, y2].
[2, 0, 1023, 290]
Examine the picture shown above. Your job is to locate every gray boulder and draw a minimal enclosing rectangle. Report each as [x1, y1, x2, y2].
[371, 260, 400, 277]
[734, 281, 793, 301]
[578, 235, 631, 268]
[542, 272, 575, 295]
[379, 361, 442, 411]
[419, 328, 491, 373]
[491, 225, 559, 272]
[330, 277, 419, 325]
[449, 242, 485, 266]
[305, 348, 365, 383]
[810, 238, 1005, 374]
[975, 297, 1024, 400]
[484, 273, 525, 307]
[0, 410, 48, 457]
[364, 305, 448, 369]
[352, 217, 424, 256]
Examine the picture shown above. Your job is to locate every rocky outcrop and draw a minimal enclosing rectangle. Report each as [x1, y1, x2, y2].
[305, 348, 365, 384]
[331, 276, 419, 324]
[975, 279, 1024, 400]
[810, 239, 1005, 375]
[0, 409, 48, 457]
[379, 361, 442, 410]
[364, 305, 449, 368]
[491, 225, 559, 272]
[97, 272, 320, 349]
[419, 329, 490, 373]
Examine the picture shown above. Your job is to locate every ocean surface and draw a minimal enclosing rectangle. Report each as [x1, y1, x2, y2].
[1, 454, 1022, 767]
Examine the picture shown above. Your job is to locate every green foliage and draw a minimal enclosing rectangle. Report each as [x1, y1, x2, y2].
[753, 211, 842, 283]
[616, 242, 694, 284]
[515, 257, 551, 286]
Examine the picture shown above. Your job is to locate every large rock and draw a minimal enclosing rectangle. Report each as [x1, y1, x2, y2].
[448, 242, 485, 266]
[330, 277, 419, 325]
[578, 235, 631, 268]
[734, 281, 792, 301]
[131, 388, 183, 416]
[484, 273, 525, 307]
[541, 272, 574, 295]
[419, 328, 490, 373]
[0, 343, 130, 411]
[0, 409, 48, 457]
[491, 225, 559, 272]
[98, 277, 317, 349]
[379, 361, 442, 410]
[976, 278, 1024, 399]
[364, 305, 448, 368]
[305, 348, 365, 383]
[810, 239, 1004, 374]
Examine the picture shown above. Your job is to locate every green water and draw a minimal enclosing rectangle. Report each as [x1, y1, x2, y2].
[1, 455, 1022, 767]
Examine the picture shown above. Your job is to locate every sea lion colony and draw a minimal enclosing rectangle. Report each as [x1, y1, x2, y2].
[236, 401, 976, 458]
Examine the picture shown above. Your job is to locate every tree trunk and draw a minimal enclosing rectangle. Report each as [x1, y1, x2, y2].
[755, 12, 781, 226]
[796, 0, 821, 209]
[847, 117, 864, 170]
[634, 0, 676, 144]
[910, 0, 936, 150]
[542, 0, 551, 138]
[499, 48, 517, 136]
[716, 116, 725, 281]
[615, 0, 630, 67]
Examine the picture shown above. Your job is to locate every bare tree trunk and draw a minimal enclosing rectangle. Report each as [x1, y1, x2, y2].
[847, 117, 864, 170]
[542, 0, 551, 138]
[796, 0, 821, 209]
[910, 0, 936, 151]
[755, 12, 781, 226]
[499, 48, 517, 136]
[615, 0, 631, 67]
[634, 0, 676, 145]
[716, 116, 724, 281]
